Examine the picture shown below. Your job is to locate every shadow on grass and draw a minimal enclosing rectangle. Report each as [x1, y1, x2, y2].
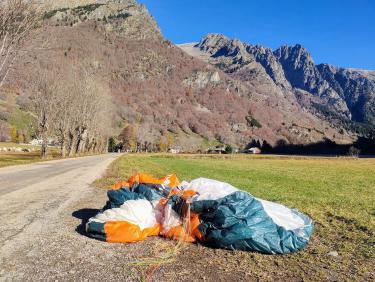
[72, 208, 99, 236]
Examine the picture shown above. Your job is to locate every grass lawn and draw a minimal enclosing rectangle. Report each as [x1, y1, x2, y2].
[96, 154, 375, 281]
[0, 152, 43, 168]
[0, 151, 63, 168]
[0, 142, 61, 168]
[0, 142, 41, 150]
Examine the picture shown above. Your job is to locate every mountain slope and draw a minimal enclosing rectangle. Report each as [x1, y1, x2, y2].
[180, 34, 375, 139]
[1, 1, 357, 151]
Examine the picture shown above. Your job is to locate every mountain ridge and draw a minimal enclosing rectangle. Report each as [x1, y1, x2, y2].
[1, 1, 366, 151]
[180, 33, 375, 131]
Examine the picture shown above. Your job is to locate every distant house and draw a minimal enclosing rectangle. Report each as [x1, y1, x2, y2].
[30, 139, 43, 146]
[169, 148, 181, 154]
[246, 147, 262, 154]
[30, 139, 57, 146]
[206, 146, 226, 154]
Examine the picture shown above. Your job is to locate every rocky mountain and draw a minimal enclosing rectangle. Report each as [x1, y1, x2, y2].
[182, 34, 375, 136]
[1, 1, 363, 151]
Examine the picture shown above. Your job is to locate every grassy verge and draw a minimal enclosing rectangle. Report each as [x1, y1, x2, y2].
[0, 142, 41, 150]
[0, 142, 60, 168]
[0, 142, 95, 168]
[0, 151, 62, 168]
[96, 154, 375, 280]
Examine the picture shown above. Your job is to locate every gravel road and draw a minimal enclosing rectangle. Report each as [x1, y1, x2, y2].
[0, 154, 127, 281]
[0, 154, 257, 282]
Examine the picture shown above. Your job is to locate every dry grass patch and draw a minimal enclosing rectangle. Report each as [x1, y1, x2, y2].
[95, 154, 375, 281]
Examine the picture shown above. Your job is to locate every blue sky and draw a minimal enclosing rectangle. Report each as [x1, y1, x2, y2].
[138, 0, 375, 70]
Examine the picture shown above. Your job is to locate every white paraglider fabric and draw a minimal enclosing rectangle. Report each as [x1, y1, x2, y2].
[258, 199, 306, 231]
[91, 199, 157, 230]
[184, 178, 239, 201]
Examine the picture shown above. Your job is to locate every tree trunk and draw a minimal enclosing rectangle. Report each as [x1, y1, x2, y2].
[41, 138, 48, 159]
[91, 139, 98, 154]
[61, 138, 66, 158]
[105, 137, 109, 154]
[75, 137, 81, 155]
[68, 131, 78, 157]
[78, 129, 88, 154]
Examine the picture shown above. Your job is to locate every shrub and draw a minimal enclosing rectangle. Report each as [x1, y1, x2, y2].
[43, 8, 69, 20]
[246, 116, 262, 128]
[0, 111, 10, 121]
[16, 95, 30, 110]
[225, 145, 234, 154]
[10, 127, 18, 143]
[108, 137, 117, 152]
[348, 146, 361, 157]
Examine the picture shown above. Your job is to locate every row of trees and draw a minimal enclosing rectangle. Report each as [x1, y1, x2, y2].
[10, 127, 29, 143]
[29, 68, 113, 158]
[1, 1, 114, 158]
[116, 124, 176, 153]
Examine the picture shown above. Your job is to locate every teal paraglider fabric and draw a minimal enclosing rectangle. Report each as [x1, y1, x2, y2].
[85, 174, 314, 254]
[190, 191, 313, 254]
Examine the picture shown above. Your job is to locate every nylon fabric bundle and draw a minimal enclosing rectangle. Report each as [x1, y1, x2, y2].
[85, 173, 314, 254]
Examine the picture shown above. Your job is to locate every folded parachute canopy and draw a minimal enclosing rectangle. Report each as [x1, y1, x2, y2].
[86, 173, 314, 254]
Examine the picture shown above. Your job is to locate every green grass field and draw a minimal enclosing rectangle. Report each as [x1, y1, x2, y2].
[97, 154, 375, 280]
[0, 152, 45, 168]
[0, 142, 40, 150]
[0, 142, 60, 168]
[0, 142, 104, 168]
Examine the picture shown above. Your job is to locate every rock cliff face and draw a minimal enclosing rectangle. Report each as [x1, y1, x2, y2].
[246, 44, 291, 90]
[40, 0, 135, 9]
[317, 65, 375, 123]
[2, 2, 360, 150]
[273, 45, 352, 119]
[42, 0, 162, 40]
[186, 34, 375, 130]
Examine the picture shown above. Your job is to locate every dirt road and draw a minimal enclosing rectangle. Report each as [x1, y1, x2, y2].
[0, 153, 256, 282]
[0, 154, 127, 281]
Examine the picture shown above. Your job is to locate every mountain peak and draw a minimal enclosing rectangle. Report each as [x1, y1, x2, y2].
[274, 44, 314, 65]
[202, 33, 228, 40]
[195, 33, 230, 54]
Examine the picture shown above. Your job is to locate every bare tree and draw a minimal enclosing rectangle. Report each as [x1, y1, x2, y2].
[53, 82, 75, 158]
[29, 69, 59, 158]
[29, 63, 114, 158]
[65, 70, 112, 157]
[0, 0, 41, 88]
[119, 124, 137, 152]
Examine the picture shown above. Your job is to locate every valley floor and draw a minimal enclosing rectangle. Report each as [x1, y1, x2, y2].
[0, 142, 60, 168]
[0, 152, 45, 168]
[1, 154, 373, 281]
[95, 154, 374, 281]
[0, 142, 102, 168]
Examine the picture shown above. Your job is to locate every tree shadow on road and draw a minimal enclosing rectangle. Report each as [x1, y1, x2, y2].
[72, 208, 99, 236]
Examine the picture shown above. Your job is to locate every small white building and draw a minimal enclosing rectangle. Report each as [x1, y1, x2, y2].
[30, 139, 57, 146]
[169, 148, 181, 154]
[206, 146, 226, 154]
[30, 139, 43, 146]
[247, 147, 262, 154]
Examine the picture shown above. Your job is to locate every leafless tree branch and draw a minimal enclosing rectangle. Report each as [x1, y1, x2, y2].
[0, 0, 41, 88]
